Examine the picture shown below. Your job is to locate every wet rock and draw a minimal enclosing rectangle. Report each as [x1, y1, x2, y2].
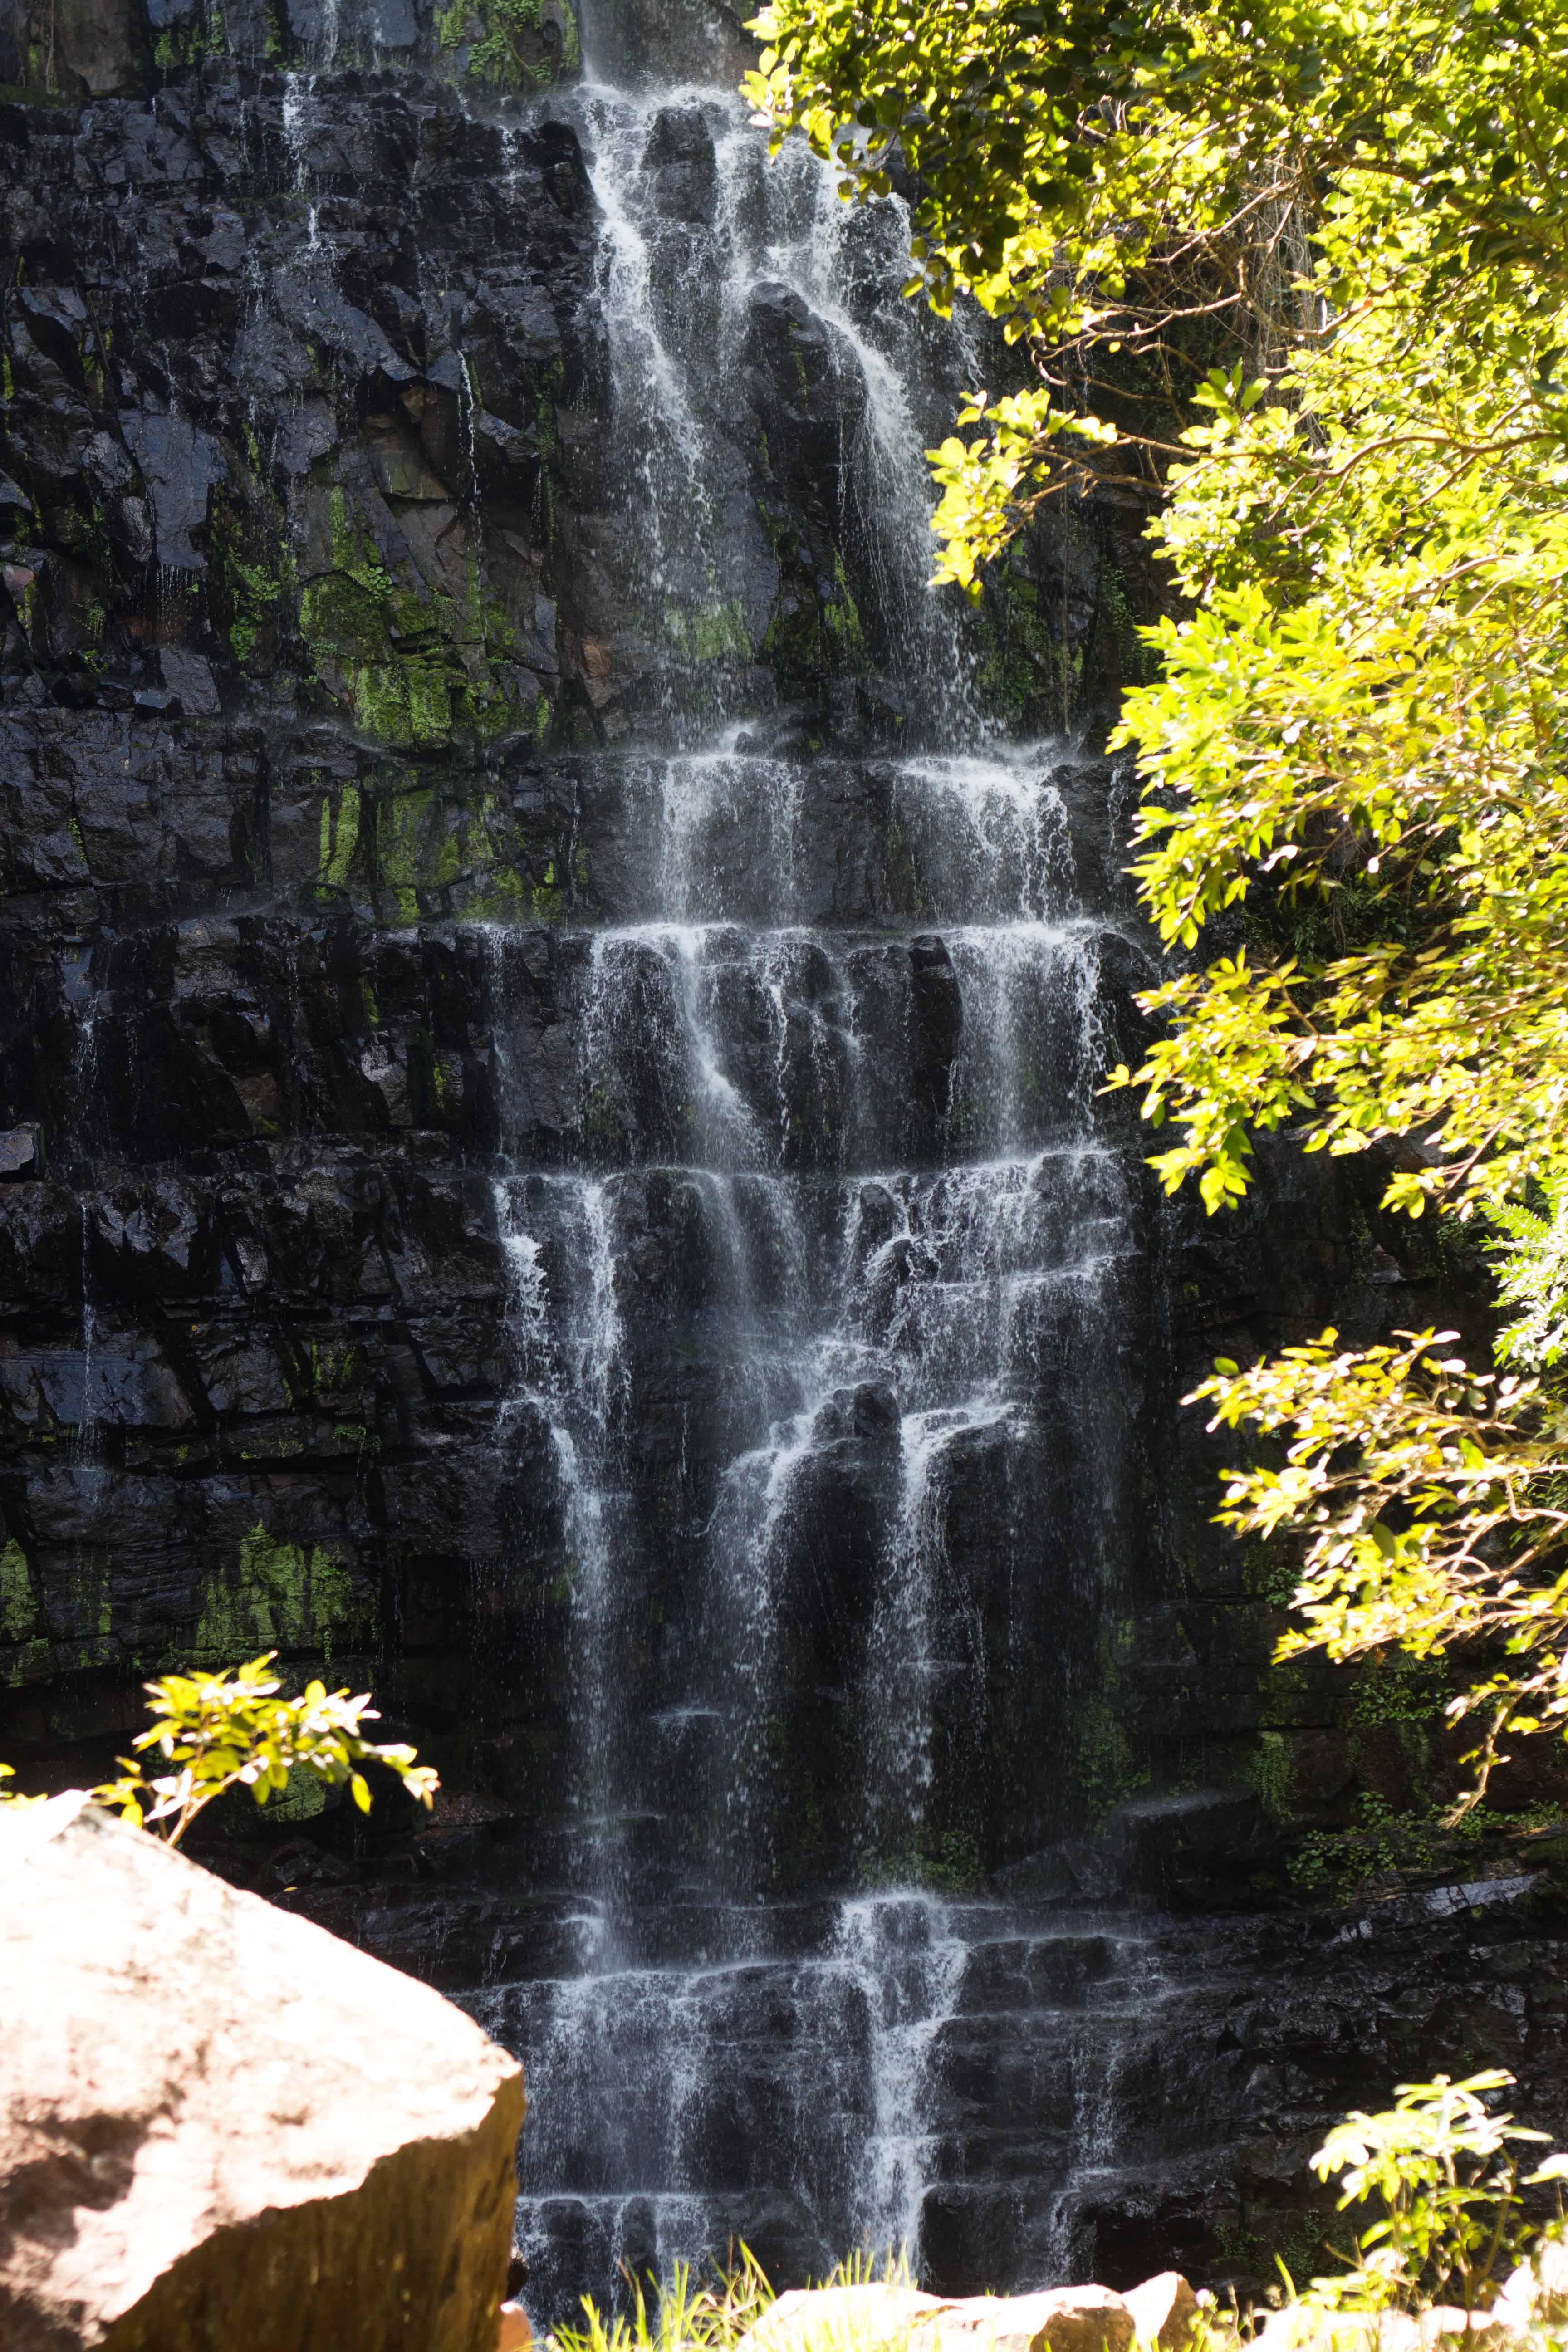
[741, 283, 868, 499]
[2, 0, 147, 96]
[120, 412, 225, 570]
[577, 0, 755, 85]
[157, 645, 220, 716]
[907, 932, 964, 1137]
[1104, 1788, 1283, 1912]
[0, 1124, 40, 1177]
[0, 1794, 524, 2351]
[642, 107, 717, 224]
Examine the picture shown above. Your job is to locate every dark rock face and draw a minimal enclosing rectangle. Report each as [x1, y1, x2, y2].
[641, 106, 717, 224]
[2, 15, 1565, 2333]
[0, 0, 582, 101]
[0, 74, 598, 781]
[920, 1875, 1568, 2299]
[575, 0, 754, 89]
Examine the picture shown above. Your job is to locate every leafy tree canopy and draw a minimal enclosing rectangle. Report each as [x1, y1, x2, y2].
[747, 0, 1568, 1799]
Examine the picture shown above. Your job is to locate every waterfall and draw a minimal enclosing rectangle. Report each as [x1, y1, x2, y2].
[449, 59, 1155, 2309]
[546, 78, 985, 739]
[5, 10, 1552, 2323]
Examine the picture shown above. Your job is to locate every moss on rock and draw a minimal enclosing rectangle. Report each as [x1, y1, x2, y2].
[191, 1521, 370, 1666]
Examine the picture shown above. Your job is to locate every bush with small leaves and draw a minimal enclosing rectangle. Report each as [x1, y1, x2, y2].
[1, 1653, 438, 1846]
[1292, 2072, 1562, 2317]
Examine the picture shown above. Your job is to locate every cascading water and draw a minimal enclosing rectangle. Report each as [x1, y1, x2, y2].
[457, 51, 1168, 2320]
[554, 75, 985, 740]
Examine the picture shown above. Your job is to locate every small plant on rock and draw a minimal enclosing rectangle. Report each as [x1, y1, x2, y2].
[1, 1651, 438, 1845]
[1259, 2070, 1568, 2341]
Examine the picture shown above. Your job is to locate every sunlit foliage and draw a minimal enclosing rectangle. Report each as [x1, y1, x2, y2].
[83, 1653, 435, 1845]
[747, 0, 1568, 1792]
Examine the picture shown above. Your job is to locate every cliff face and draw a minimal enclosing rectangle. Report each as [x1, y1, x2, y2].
[4, 5, 1568, 2325]
[0, 40, 1156, 1829]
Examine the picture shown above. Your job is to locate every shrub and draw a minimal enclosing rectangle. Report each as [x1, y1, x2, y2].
[0, 1651, 438, 1845]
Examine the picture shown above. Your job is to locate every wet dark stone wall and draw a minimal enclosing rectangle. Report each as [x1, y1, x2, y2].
[0, 43, 1163, 1821]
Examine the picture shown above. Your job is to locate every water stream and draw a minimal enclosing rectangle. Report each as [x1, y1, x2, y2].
[452, 54, 1160, 2313]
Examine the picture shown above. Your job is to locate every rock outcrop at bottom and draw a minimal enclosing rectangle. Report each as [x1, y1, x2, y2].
[744, 2282, 1143, 2352]
[0, 1795, 525, 2352]
[1122, 2278, 1201, 2352]
[745, 2273, 1568, 2352]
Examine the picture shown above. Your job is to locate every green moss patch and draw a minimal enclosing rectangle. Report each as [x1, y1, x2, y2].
[191, 1522, 372, 1666]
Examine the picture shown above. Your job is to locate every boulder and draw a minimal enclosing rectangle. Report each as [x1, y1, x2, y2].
[0, 1125, 40, 1177]
[746, 2285, 947, 2352]
[1251, 2316, 1411, 2352]
[1251, 2307, 1524, 2352]
[1497, 2239, 1568, 2328]
[1416, 2314, 1516, 2348]
[941, 2289, 1138, 2352]
[0, 1795, 525, 2351]
[1122, 2275, 1200, 2352]
[743, 2283, 1137, 2352]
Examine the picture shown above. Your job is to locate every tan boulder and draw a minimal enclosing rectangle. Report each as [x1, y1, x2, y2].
[745, 2283, 950, 2352]
[1416, 2312, 1517, 2348]
[912, 2286, 1133, 2352]
[1251, 2312, 1413, 2352]
[968, 2287, 1137, 2352]
[1123, 2276, 1200, 2352]
[1539, 2239, 1568, 2321]
[742, 2282, 1136, 2352]
[1497, 2239, 1568, 2330]
[1252, 2306, 1526, 2352]
[0, 1794, 525, 2351]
